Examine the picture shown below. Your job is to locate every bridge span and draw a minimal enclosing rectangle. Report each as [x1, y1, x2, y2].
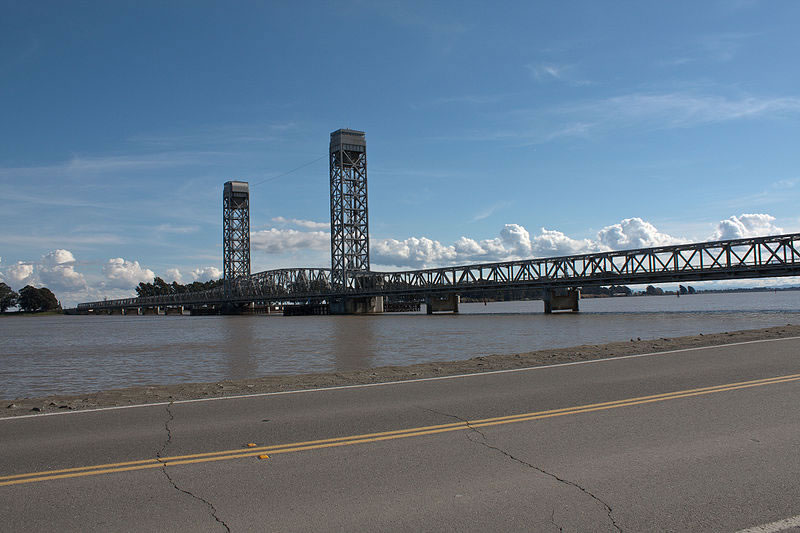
[78, 231, 800, 315]
[77, 127, 800, 315]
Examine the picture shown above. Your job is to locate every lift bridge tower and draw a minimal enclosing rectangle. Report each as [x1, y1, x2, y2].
[329, 129, 370, 290]
[223, 180, 251, 296]
[329, 129, 383, 313]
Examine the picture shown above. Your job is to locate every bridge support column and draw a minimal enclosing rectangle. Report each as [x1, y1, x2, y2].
[543, 289, 580, 314]
[426, 294, 460, 314]
[329, 296, 384, 315]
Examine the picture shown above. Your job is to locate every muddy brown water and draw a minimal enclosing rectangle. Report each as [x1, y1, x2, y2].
[1, 292, 799, 399]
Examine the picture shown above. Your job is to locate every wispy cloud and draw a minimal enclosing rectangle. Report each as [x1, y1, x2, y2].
[129, 122, 299, 149]
[0, 151, 231, 180]
[699, 32, 758, 62]
[526, 63, 592, 86]
[0, 233, 125, 248]
[155, 224, 200, 235]
[410, 93, 506, 110]
[471, 202, 510, 222]
[555, 92, 800, 131]
[661, 32, 759, 66]
[439, 90, 800, 146]
[724, 177, 800, 208]
[528, 63, 565, 81]
[272, 217, 329, 230]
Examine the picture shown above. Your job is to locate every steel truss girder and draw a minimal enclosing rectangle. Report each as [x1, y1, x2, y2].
[79, 233, 800, 310]
[330, 145, 369, 291]
[223, 193, 251, 282]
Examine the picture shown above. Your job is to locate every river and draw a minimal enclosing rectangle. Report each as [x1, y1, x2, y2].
[1, 291, 799, 399]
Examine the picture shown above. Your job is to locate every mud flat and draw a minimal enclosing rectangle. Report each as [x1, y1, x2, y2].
[4, 324, 798, 417]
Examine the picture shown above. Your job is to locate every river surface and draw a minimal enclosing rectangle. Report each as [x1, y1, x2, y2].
[2, 292, 799, 399]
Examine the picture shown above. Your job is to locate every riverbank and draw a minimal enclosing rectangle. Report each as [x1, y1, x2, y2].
[3, 323, 798, 416]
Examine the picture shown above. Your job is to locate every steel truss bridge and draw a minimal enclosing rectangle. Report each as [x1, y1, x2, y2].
[78, 232, 800, 312]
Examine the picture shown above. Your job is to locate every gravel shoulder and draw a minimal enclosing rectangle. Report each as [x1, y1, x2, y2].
[4, 323, 799, 417]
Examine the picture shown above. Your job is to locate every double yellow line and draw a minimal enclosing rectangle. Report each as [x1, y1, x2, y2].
[3, 372, 799, 488]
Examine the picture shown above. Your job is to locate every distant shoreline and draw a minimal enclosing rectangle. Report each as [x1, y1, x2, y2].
[4, 323, 798, 417]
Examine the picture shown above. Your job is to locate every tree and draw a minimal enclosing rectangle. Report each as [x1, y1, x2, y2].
[645, 285, 664, 296]
[0, 282, 19, 312]
[687, 286, 696, 294]
[679, 285, 688, 295]
[17, 285, 60, 312]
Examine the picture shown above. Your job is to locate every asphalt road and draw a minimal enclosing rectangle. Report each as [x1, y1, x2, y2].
[2, 336, 800, 532]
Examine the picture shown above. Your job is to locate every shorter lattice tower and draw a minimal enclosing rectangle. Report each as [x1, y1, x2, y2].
[330, 129, 369, 290]
[223, 181, 251, 294]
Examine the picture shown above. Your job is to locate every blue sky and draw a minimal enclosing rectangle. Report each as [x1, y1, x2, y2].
[2, 1, 800, 305]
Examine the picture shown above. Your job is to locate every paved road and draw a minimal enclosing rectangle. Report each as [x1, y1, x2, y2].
[2, 337, 800, 532]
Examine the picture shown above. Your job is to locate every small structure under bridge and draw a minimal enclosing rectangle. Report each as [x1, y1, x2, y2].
[78, 128, 800, 316]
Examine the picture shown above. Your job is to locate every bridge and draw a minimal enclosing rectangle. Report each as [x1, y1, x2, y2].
[78, 128, 800, 315]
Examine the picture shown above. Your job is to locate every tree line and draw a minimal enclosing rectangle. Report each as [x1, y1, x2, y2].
[0, 283, 61, 313]
[135, 277, 223, 297]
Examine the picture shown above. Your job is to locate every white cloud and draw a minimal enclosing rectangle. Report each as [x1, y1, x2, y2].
[271, 217, 329, 230]
[102, 258, 155, 289]
[711, 213, 782, 240]
[165, 268, 183, 284]
[41, 249, 76, 266]
[251, 228, 329, 254]
[372, 224, 597, 269]
[189, 266, 222, 282]
[39, 249, 86, 291]
[597, 218, 682, 250]
[161, 266, 222, 283]
[373, 237, 458, 268]
[6, 262, 35, 288]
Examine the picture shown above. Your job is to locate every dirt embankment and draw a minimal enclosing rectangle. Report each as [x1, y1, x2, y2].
[4, 324, 799, 417]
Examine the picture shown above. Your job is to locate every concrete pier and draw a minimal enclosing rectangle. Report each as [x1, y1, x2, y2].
[426, 294, 460, 314]
[543, 288, 580, 314]
[329, 296, 384, 315]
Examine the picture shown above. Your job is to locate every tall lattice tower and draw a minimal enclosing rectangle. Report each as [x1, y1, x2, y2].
[223, 181, 251, 293]
[330, 128, 369, 290]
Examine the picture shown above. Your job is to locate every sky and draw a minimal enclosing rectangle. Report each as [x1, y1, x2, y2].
[2, 1, 800, 306]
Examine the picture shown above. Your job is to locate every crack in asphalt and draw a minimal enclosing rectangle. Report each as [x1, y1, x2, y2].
[157, 402, 231, 533]
[550, 507, 564, 532]
[422, 407, 621, 533]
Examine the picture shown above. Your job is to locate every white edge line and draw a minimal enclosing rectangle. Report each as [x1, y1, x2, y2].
[2, 335, 800, 422]
[736, 514, 800, 533]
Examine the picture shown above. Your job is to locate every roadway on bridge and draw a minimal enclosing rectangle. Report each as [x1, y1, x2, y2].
[2, 337, 800, 531]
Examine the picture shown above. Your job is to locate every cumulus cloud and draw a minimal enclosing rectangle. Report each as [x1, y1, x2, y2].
[165, 268, 183, 284]
[372, 224, 597, 269]
[711, 213, 783, 240]
[251, 228, 329, 254]
[102, 258, 155, 289]
[41, 249, 76, 266]
[6, 262, 35, 287]
[189, 266, 222, 282]
[161, 266, 222, 283]
[370, 213, 786, 269]
[39, 249, 86, 291]
[597, 218, 681, 249]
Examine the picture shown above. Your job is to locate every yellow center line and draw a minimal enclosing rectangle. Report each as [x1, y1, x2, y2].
[2, 372, 799, 487]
